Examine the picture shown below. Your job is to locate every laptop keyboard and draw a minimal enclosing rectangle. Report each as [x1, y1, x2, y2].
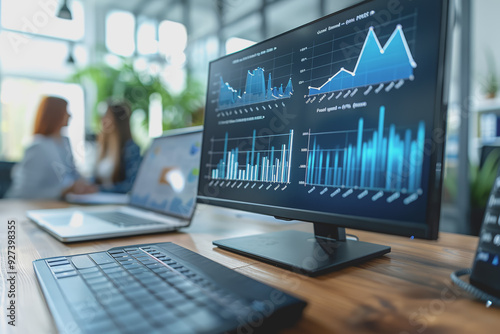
[89, 212, 164, 227]
[36, 243, 306, 333]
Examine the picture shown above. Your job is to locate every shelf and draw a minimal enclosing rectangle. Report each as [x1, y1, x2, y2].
[475, 97, 500, 114]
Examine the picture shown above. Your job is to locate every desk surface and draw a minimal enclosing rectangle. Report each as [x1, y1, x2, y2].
[0, 200, 498, 334]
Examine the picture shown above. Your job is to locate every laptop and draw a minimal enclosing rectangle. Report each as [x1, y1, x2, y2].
[65, 192, 130, 205]
[27, 126, 203, 242]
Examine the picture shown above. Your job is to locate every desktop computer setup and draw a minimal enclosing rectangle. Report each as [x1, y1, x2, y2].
[31, 0, 454, 333]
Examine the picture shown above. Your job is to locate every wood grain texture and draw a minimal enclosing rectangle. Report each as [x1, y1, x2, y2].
[0, 199, 497, 334]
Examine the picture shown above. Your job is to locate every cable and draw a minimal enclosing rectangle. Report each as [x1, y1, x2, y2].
[450, 268, 500, 307]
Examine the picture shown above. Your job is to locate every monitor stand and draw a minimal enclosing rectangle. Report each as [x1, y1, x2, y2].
[213, 223, 391, 276]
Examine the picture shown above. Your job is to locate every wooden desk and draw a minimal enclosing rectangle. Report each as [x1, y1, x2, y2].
[0, 200, 498, 334]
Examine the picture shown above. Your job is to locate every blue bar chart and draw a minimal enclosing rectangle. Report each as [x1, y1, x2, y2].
[305, 106, 425, 193]
[218, 67, 293, 110]
[209, 130, 294, 184]
[308, 25, 416, 96]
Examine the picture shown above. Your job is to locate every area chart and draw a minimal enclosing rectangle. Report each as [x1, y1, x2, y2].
[308, 25, 416, 96]
[218, 67, 293, 110]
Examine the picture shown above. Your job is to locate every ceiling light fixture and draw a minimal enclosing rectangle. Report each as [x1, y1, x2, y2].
[57, 0, 72, 20]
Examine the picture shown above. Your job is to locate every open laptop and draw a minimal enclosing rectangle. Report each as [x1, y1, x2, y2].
[27, 126, 202, 242]
[65, 192, 130, 205]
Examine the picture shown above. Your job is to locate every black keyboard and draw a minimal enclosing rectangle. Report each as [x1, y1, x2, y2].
[89, 212, 164, 227]
[33, 242, 306, 334]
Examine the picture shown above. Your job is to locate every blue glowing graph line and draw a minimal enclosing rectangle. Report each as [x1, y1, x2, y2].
[218, 67, 293, 110]
[308, 25, 417, 96]
[210, 130, 293, 184]
[306, 106, 425, 193]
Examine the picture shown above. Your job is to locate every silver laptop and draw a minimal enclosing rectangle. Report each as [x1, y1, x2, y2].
[27, 126, 202, 242]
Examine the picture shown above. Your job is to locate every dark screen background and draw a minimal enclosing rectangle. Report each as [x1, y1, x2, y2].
[198, 0, 446, 232]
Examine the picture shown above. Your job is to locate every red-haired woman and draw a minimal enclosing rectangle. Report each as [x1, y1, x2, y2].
[94, 101, 141, 193]
[6, 96, 96, 199]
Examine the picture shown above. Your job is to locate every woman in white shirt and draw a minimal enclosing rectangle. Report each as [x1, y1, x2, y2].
[94, 101, 142, 193]
[6, 96, 96, 199]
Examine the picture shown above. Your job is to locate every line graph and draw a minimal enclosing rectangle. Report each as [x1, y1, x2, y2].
[308, 25, 416, 96]
[218, 67, 293, 110]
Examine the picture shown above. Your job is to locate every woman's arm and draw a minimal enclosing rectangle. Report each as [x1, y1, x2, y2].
[7, 143, 72, 199]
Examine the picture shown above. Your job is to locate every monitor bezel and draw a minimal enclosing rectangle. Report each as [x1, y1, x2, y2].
[197, 0, 451, 240]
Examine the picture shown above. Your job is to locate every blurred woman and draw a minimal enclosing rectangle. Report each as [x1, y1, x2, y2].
[94, 101, 141, 193]
[6, 96, 96, 199]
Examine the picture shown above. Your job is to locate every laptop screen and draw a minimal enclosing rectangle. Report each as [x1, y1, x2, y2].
[130, 128, 202, 219]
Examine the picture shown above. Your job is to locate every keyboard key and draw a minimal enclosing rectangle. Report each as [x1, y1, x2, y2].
[140, 302, 168, 314]
[89, 281, 114, 292]
[85, 276, 108, 285]
[107, 303, 136, 317]
[185, 309, 223, 332]
[147, 311, 177, 327]
[175, 300, 198, 315]
[70, 255, 96, 269]
[100, 294, 128, 307]
[57, 276, 96, 305]
[102, 267, 124, 275]
[83, 319, 119, 333]
[113, 310, 147, 328]
[55, 271, 78, 279]
[164, 319, 195, 333]
[89, 252, 115, 265]
[47, 257, 68, 264]
[79, 267, 99, 274]
[122, 320, 155, 334]
[51, 264, 74, 273]
[81, 271, 104, 280]
[122, 288, 151, 300]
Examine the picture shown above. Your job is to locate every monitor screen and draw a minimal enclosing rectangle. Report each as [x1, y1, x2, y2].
[198, 0, 449, 240]
[131, 128, 202, 219]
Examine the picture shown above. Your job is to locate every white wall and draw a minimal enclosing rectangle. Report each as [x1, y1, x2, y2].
[472, 0, 500, 96]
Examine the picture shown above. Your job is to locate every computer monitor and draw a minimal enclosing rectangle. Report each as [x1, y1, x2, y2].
[198, 0, 450, 276]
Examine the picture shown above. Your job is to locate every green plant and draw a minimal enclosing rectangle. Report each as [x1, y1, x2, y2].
[481, 52, 499, 98]
[69, 60, 205, 134]
[443, 152, 500, 209]
[470, 151, 500, 209]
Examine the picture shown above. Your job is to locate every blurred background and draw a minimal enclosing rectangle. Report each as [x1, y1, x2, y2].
[0, 0, 498, 236]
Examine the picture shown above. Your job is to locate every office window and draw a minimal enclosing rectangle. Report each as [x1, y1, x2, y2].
[0, 78, 85, 171]
[225, 37, 256, 55]
[158, 20, 187, 57]
[0, 0, 85, 41]
[0, 31, 84, 78]
[106, 11, 135, 57]
[137, 20, 158, 56]
[189, 36, 219, 84]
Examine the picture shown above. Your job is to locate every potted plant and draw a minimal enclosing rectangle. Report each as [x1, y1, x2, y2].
[69, 60, 205, 138]
[481, 52, 499, 99]
[469, 151, 500, 235]
[443, 151, 500, 235]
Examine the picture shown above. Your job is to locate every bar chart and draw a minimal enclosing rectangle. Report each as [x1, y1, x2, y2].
[208, 130, 294, 184]
[305, 106, 425, 193]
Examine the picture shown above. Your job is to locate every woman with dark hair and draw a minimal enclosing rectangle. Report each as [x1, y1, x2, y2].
[6, 96, 96, 199]
[94, 101, 142, 193]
